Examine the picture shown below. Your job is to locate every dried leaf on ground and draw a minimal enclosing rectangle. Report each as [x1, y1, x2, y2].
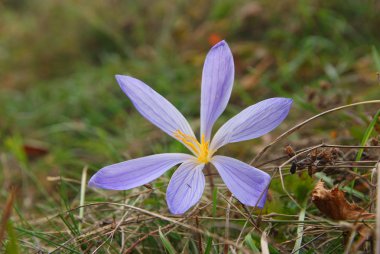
[312, 181, 374, 252]
[311, 181, 374, 221]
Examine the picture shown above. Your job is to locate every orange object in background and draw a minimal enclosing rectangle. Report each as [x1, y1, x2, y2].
[208, 33, 222, 46]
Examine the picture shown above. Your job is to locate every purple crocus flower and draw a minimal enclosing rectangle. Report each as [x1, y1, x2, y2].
[89, 41, 292, 214]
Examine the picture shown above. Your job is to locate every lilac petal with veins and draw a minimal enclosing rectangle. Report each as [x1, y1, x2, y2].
[211, 155, 271, 208]
[89, 153, 193, 190]
[210, 98, 292, 151]
[200, 40, 234, 141]
[115, 75, 196, 147]
[166, 160, 205, 214]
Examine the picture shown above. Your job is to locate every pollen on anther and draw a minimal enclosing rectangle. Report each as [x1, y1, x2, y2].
[173, 130, 211, 163]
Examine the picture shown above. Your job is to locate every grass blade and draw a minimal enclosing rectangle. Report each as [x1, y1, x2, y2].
[260, 228, 269, 254]
[212, 187, 218, 217]
[244, 234, 260, 253]
[5, 221, 19, 254]
[78, 165, 88, 231]
[376, 163, 380, 254]
[159, 227, 177, 254]
[15, 227, 81, 253]
[354, 109, 380, 165]
[205, 186, 219, 254]
[351, 109, 380, 191]
[292, 207, 306, 254]
[0, 188, 17, 244]
[204, 237, 213, 254]
[372, 46, 380, 70]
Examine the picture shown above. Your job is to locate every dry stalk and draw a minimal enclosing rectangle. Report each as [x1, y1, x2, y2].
[251, 100, 380, 164]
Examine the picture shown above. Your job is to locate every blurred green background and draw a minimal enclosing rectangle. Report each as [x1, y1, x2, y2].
[1, 0, 380, 253]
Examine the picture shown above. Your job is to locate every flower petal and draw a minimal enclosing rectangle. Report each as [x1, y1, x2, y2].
[200, 40, 234, 141]
[210, 98, 292, 150]
[211, 156, 271, 208]
[166, 160, 205, 214]
[88, 153, 193, 190]
[115, 75, 196, 145]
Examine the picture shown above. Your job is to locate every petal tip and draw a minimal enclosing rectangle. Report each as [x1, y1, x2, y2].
[168, 207, 185, 215]
[115, 75, 137, 94]
[284, 98, 294, 111]
[115, 74, 126, 88]
[273, 97, 293, 110]
[167, 200, 185, 215]
[210, 40, 229, 50]
[115, 74, 132, 83]
[213, 39, 226, 46]
[114, 74, 128, 83]
[256, 203, 265, 209]
[88, 175, 97, 188]
[275, 97, 293, 105]
[262, 170, 271, 181]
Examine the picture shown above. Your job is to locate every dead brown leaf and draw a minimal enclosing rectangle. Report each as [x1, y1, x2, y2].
[312, 181, 374, 251]
[312, 181, 374, 221]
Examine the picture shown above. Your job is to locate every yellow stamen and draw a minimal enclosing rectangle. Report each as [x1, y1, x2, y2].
[174, 130, 211, 163]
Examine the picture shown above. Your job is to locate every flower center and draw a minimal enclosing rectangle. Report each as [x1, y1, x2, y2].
[174, 130, 211, 163]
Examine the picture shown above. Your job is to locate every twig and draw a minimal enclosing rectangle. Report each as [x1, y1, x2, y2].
[235, 163, 280, 247]
[195, 215, 203, 253]
[196, 217, 375, 224]
[72, 202, 251, 253]
[124, 218, 185, 254]
[256, 145, 380, 168]
[224, 195, 233, 254]
[0, 187, 17, 245]
[241, 204, 260, 232]
[322, 145, 380, 149]
[218, 193, 257, 228]
[205, 163, 214, 192]
[375, 162, 380, 254]
[343, 228, 357, 254]
[277, 144, 325, 208]
[251, 100, 380, 164]
[292, 232, 329, 253]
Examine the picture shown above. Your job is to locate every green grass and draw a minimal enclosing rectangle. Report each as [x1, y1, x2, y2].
[1, 0, 380, 253]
